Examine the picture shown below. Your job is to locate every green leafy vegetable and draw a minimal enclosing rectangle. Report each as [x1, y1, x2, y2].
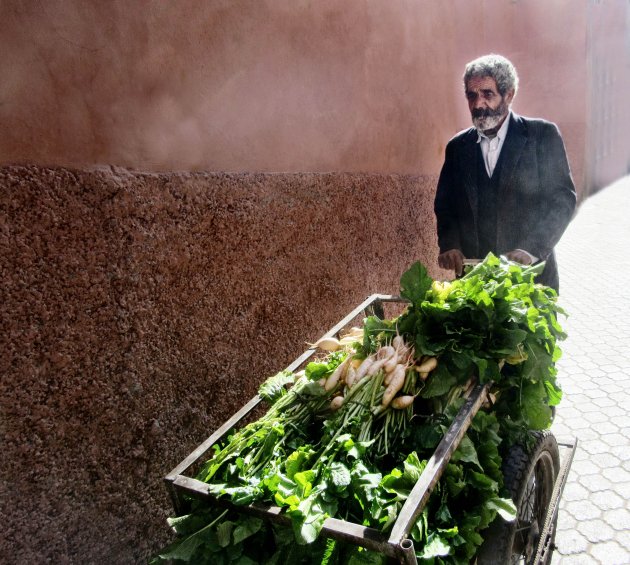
[153, 254, 566, 565]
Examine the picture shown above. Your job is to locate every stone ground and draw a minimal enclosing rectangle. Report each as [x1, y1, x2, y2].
[549, 175, 630, 564]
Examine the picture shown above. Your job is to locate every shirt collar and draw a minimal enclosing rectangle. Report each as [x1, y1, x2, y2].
[476, 111, 512, 144]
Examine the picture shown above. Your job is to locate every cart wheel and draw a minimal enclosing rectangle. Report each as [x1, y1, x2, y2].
[476, 430, 560, 565]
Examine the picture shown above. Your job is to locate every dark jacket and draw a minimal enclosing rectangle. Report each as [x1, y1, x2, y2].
[434, 112, 577, 291]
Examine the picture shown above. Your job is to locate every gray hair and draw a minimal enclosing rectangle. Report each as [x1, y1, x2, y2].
[463, 54, 519, 97]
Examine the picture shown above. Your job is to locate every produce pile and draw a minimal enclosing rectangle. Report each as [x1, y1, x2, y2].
[152, 254, 566, 565]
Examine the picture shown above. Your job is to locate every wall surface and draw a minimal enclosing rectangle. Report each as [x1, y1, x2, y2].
[2, 0, 620, 193]
[0, 0, 454, 175]
[585, 1, 630, 190]
[0, 165, 441, 563]
[1, 1, 629, 563]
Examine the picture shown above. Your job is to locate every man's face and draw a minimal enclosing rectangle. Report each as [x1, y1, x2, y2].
[465, 76, 513, 133]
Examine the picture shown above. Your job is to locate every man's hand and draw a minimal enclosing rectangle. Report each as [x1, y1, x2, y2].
[438, 249, 465, 276]
[505, 249, 534, 265]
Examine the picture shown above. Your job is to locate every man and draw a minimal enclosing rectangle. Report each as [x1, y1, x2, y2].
[434, 54, 576, 291]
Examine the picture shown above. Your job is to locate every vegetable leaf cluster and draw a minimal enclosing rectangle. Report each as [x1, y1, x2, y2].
[152, 254, 566, 564]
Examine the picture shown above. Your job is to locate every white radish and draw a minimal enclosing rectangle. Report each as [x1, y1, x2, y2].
[325, 356, 350, 391]
[384, 362, 405, 386]
[330, 396, 344, 411]
[345, 366, 357, 388]
[377, 345, 396, 360]
[366, 357, 390, 378]
[311, 336, 342, 352]
[392, 335, 405, 351]
[383, 350, 399, 374]
[415, 356, 438, 373]
[355, 356, 376, 382]
[382, 365, 406, 406]
[339, 335, 361, 346]
[391, 395, 416, 410]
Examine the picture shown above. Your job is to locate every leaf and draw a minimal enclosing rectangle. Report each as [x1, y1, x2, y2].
[305, 351, 346, 381]
[258, 370, 295, 403]
[351, 462, 382, 508]
[544, 378, 563, 406]
[167, 511, 215, 537]
[216, 520, 234, 548]
[294, 470, 316, 498]
[444, 463, 466, 497]
[418, 531, 452, 558]
[343, 438, 374, 460]
[435, 501, 453, 525]
[520, 380, 553, 430]
[407, 422, 443, 450]
[285, 448, 312, 480]
[329, 462, 352, 489]
[157, 533, 204, 562]
[490, 328, 528, 355]
[420, 364, 456, 398]
[380, 467, 404, 492]
[402, 452, 426, 485]
[219, 485, 260, 506]
[521, 341, 552, 383]
[232, 517, 264, 545]
[299, 380, 329, 397]
[273, 474, 301, 508]
[467, 470, 498, 493]
[362, 315, 397, 353]
[485, 495, 517, 522]
[290, 492, 334, 544]
[450, 435, 482, 470]
[400, 261, 434, 305]
[232, 556, 257, 565]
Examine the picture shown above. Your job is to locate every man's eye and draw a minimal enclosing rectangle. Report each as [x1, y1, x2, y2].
[482, 91, 495, 99]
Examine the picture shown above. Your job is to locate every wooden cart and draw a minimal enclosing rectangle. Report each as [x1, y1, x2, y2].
[164, 294, 577, 564]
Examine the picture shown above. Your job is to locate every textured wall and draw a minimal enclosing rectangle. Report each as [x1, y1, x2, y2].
[0, 0, 457, 175]
[585, 1, 630, 191]
[0, 165, 442, 563]
[0, 0, 611, 193]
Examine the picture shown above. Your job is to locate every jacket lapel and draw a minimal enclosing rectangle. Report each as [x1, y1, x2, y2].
[495, 113, 527, 248]
[462, 129, 480, 225]
[496, 113, 527, 196]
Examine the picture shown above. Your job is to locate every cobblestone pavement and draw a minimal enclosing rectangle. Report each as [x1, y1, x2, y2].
[549, 175, 630, 564]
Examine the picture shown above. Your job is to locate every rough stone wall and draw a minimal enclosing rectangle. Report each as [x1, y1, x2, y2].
[0, 165, 442, 563]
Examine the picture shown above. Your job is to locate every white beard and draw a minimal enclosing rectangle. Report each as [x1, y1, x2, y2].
[473, 112, 505, 132]
[472, 98, 510, 133]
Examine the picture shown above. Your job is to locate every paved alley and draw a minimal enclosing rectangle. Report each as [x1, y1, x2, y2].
[549, 175, 630, 563]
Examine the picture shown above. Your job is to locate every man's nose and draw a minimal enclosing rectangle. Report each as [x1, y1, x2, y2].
[472, 96, 486, 109]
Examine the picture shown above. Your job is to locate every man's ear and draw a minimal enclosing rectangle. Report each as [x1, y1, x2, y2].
[505, 89, 515, 105]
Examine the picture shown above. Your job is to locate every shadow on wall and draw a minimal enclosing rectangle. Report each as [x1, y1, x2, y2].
[0, 165, 442, 563]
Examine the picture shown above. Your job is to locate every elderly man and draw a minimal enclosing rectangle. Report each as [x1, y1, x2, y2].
[434, 54, 576, 291]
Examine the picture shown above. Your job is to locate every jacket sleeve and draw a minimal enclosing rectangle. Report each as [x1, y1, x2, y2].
[520, 123, 576, 260]
[434, 140, 462, 253]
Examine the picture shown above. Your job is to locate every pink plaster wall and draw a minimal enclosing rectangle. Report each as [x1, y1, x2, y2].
[3, 0, 624, 191]
[0, 0, 453, 174]
[585, 1, 630, 190]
